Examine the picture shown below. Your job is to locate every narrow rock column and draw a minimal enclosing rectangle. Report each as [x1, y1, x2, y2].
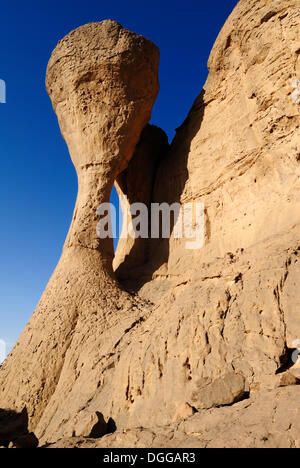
[0, 20, 159, 432]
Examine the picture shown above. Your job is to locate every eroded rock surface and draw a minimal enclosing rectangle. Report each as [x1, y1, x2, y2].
[101, 0, 300, 434]
[0, 0, 300, 448]
[0, 20, 160, 442]
[46, 386, 300, 449]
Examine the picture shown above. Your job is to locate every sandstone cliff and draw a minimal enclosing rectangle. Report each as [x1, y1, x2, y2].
[0, 0, 300, 448]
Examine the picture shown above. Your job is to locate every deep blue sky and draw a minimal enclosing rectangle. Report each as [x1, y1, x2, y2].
[0, 0, 238, 351]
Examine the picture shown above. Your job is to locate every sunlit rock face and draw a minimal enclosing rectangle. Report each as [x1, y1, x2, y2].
[0, 20, 160, 441]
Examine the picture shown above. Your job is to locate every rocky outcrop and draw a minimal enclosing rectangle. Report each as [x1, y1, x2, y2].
[107, 0, 300, 429]
[73, 411, 108, 438]
[0, 0, 300, 448]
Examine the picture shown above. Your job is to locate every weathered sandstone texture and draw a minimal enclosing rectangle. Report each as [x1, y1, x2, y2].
[0, 20, 160, 441]
[45, 386, 300, 449]
[1, 0, 300, 448]
[0, 408, 38, 448]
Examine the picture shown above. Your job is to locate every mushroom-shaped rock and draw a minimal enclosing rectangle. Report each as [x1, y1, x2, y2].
[0, 20, 159, 439]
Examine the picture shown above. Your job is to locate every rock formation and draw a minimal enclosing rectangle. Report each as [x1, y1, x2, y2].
[0, 20, 160, 440]
[0, 0, 300, 448]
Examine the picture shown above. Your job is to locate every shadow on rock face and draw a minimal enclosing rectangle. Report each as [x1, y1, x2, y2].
[73, 411, 117, 439]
